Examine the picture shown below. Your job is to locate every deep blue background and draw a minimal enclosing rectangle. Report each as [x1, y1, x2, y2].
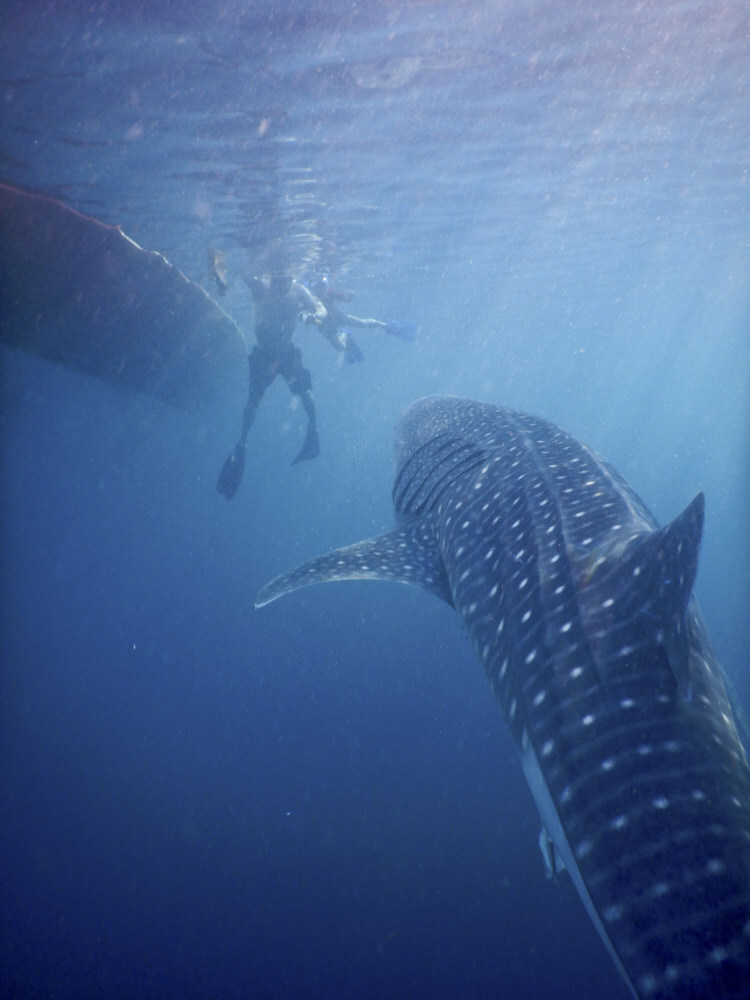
[2, 2, 749, 998]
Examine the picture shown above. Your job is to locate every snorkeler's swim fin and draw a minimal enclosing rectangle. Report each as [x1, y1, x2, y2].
[292, 422, 320, 465]
[217, 442, 246, 500]
[343, 331, 365, 364]
[384, 319, 417, 342]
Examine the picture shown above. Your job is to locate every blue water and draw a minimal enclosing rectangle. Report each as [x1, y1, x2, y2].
[2, 2, 749, 998]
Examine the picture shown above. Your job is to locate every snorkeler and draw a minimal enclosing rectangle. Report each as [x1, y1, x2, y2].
[216, 268, 328, 501]
[312, 277, 417, 364]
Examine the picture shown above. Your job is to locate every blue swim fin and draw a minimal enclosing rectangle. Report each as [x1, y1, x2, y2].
[217, 442, 246, 500]
[343, 331, 365, 364]
[385, 319, 417, 342]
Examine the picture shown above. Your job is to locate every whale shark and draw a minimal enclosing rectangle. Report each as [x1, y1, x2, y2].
[256, 396, 750, 999]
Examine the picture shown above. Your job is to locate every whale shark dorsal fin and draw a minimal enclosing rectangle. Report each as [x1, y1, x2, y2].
[580, 492, 705, 698]
[648, 491, 705, 694]
[255, 516, 453, 609]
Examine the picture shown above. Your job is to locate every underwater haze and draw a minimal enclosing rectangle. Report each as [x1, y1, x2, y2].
[1, 2, 749, 999]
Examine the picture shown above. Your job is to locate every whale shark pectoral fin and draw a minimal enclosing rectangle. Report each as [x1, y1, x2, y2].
[255, 515, 453, 609]
[539, 827, 566, 881]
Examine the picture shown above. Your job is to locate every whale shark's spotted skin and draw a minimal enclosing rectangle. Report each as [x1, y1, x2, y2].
[256, 396, 750, 1000]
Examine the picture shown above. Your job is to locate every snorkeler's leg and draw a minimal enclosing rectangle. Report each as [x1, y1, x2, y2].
[292, 387, 319, 464]
[283, 351, 319, 464]
[217, 350, 271, 499]
[343, 331, 364, 364]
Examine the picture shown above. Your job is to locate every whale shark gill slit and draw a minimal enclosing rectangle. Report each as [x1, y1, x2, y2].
[393, 431, 488, 515]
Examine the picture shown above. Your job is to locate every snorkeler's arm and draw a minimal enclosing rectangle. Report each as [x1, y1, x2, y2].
[294, 282, 328, 323]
